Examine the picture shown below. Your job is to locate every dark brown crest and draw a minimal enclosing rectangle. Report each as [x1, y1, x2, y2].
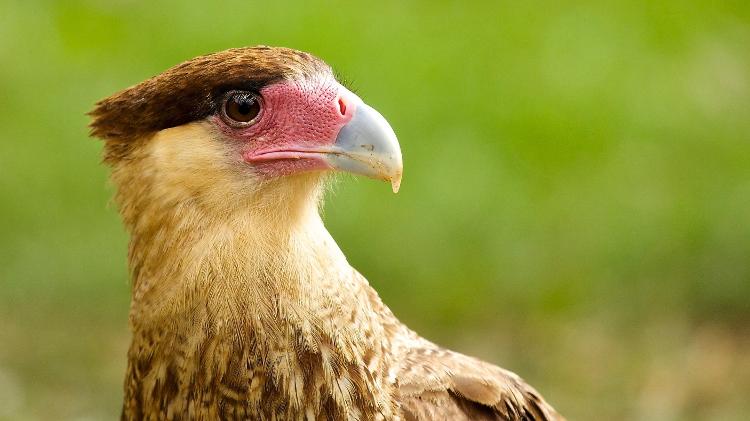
[89, 46, 330, 162]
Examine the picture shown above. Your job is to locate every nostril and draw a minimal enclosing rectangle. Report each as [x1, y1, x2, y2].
[337, 97, 347, 116]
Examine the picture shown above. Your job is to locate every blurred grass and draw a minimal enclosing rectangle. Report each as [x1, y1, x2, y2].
[1, 0, 749, 420]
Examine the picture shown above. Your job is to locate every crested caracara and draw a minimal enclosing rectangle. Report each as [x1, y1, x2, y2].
[89, 46, 563, 421]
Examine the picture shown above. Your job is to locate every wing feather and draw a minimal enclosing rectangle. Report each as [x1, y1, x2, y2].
[354, 270, 563, 420]
[396, 343, 563, 421]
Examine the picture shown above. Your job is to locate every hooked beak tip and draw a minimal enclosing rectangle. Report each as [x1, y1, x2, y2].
[390, 171, 402, 193]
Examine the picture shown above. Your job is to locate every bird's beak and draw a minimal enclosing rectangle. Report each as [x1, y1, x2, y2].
[325, 93, 403, 193]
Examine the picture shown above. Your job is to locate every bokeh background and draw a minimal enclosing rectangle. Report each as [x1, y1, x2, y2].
[1, 1, 749, 420]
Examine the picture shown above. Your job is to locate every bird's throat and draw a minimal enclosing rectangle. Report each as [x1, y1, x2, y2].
[127, 193, 349, 329]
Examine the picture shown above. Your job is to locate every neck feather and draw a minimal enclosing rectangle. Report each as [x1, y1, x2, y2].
[115, 163, 343, 326]
[109, 140, 399, 417]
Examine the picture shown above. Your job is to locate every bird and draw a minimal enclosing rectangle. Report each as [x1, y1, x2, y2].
[89, 46, 563, 421]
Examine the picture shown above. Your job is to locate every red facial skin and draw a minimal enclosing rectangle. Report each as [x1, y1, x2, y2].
[212, 78, 357, 178]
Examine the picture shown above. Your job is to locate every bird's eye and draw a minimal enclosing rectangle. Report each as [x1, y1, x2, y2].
[221, 91, 262, 126]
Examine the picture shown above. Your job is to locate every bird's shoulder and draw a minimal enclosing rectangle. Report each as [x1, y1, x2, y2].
[352, 269, 563, 420]
[395, 340, 563, 421]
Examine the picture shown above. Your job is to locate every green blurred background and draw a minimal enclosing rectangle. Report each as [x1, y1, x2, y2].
[1, 1, 749, 420]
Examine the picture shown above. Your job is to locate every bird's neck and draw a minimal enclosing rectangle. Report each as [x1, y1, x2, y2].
[119, 181, 399, 418]
[126, 186, 356, 331]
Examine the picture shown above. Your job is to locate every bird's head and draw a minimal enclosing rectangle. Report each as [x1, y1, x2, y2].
[90, 46, 402, 223]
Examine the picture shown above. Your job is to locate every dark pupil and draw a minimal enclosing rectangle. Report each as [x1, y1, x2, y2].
[237, 100, 252, 115]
